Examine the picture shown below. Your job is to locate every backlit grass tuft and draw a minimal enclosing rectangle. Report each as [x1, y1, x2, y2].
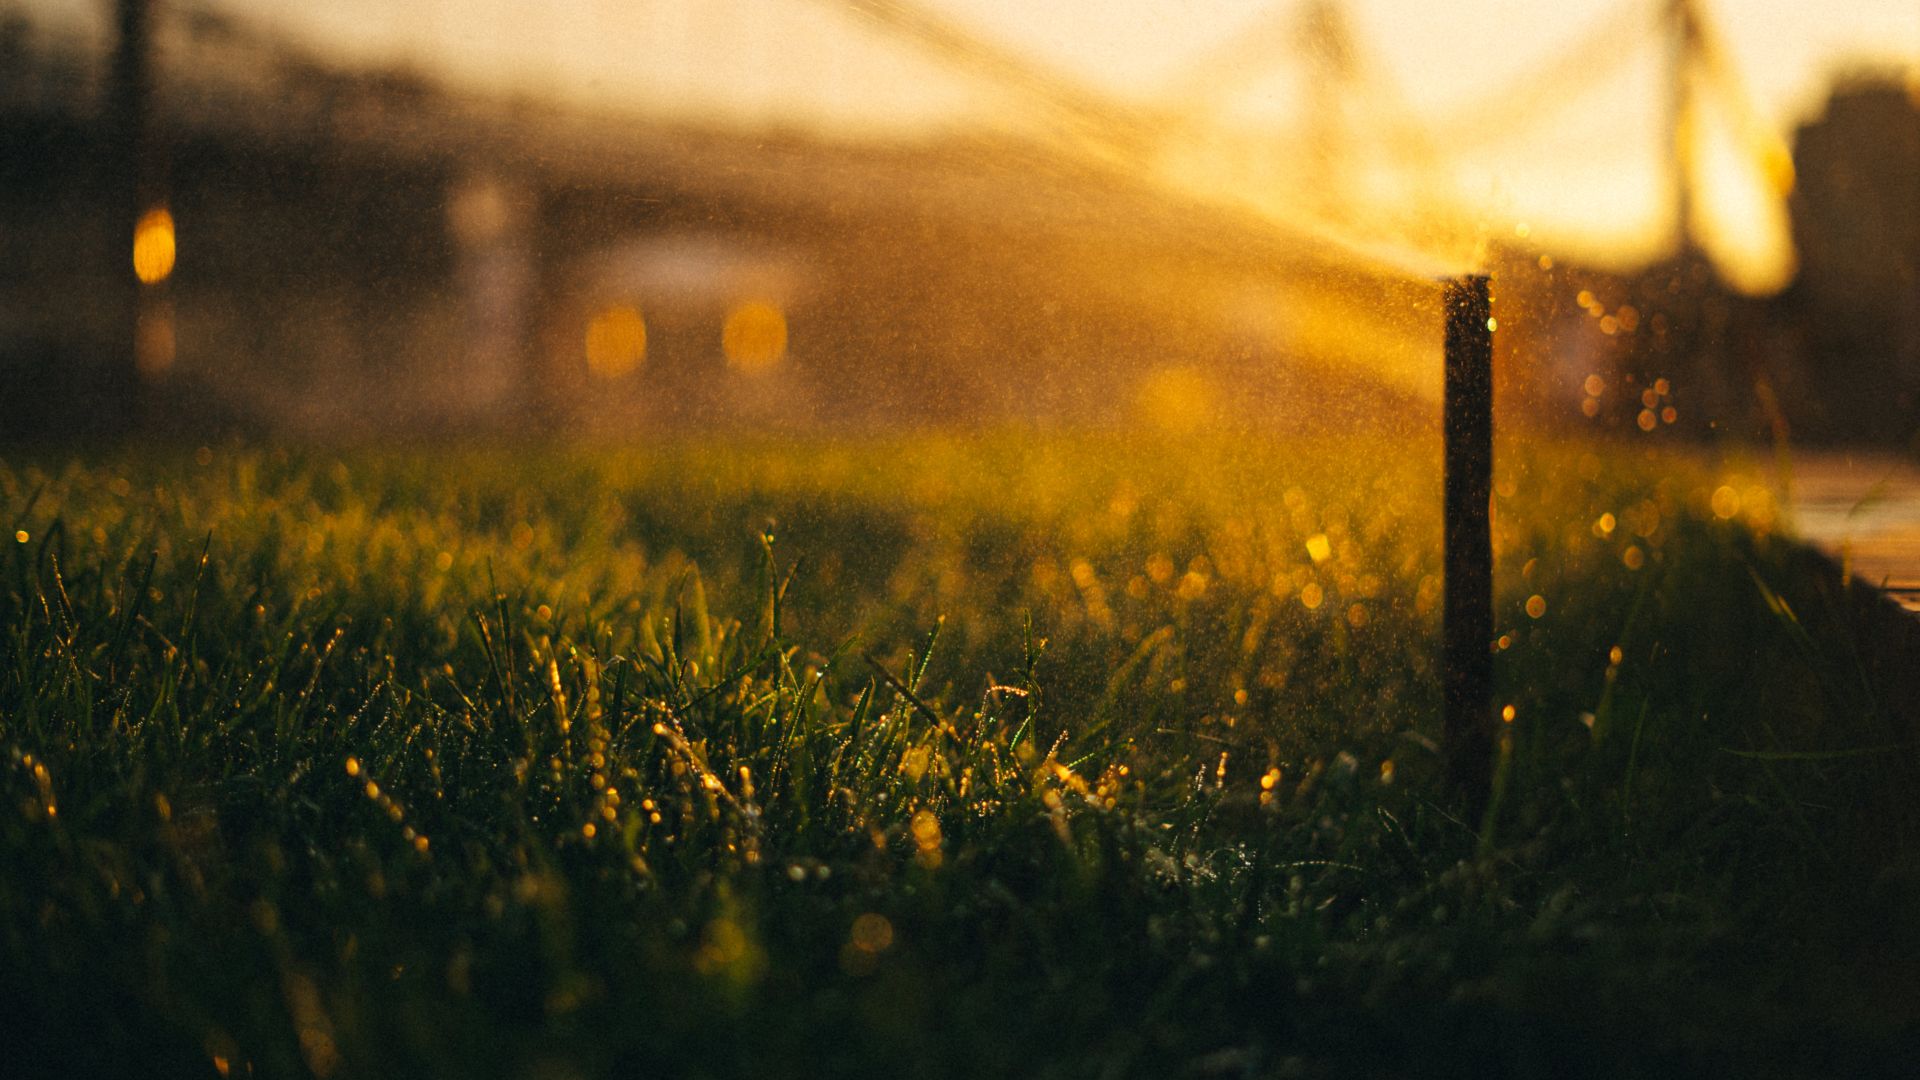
[2, 435, 1915, 1078]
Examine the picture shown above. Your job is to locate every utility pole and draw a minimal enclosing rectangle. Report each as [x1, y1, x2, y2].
[1295, 0, 1357, 219]
[1662, 0, 1739, 429]
[1664, 0, 1697, 255]
[105, 0, 155, 432]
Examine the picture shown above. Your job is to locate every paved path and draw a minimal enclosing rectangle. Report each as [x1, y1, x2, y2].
[1788, 454, 1920, 613]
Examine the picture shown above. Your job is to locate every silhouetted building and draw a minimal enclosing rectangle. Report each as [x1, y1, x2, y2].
[1782, 75, 1920, 447]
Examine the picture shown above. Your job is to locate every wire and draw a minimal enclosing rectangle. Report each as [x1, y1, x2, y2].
[825, 0, 1168, 153]
[1419, 0, 1660, 147]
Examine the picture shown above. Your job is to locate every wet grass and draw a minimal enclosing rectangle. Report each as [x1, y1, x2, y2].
[2, 433, 1917, 1078]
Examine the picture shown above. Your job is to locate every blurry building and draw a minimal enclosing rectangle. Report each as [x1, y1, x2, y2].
[1485, 73, 1920, 452]
[1779, 74, 1920, 447]
[2, 9, 1432, 443]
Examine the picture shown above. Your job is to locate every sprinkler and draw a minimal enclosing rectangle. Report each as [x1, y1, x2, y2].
[1442, 275, 1494, 819]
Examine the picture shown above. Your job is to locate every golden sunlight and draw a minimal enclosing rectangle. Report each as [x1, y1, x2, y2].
[1691, 96, 1798, 295]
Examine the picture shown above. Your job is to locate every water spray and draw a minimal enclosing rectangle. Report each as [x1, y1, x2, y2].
[1442, 275, 1494, 818]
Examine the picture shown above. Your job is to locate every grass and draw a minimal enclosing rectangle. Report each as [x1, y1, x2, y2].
[2, 432, 1917, 1078]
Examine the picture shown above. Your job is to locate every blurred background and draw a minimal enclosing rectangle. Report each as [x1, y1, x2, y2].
[1, 0, 1915, 447]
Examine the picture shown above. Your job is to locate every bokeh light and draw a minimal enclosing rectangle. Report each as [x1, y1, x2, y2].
[722, 301, 788, 372]
[584, 305, 647, 378]
[132, 208, 175, 285]
[136, 301, 175, 376]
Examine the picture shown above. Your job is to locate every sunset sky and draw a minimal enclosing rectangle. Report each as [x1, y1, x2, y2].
[22, 0, 1920, 288]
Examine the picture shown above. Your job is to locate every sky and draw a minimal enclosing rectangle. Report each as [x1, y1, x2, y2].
[19, 0, 1920, 288]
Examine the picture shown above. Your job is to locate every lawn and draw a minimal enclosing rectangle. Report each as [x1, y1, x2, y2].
[3, 433, 1916, 1078]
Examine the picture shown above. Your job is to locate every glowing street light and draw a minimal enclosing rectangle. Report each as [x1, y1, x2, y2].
[132, 207, 175, 284]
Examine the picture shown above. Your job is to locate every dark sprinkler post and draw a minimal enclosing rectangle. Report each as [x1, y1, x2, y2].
[1442, 275, 1495, 821]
